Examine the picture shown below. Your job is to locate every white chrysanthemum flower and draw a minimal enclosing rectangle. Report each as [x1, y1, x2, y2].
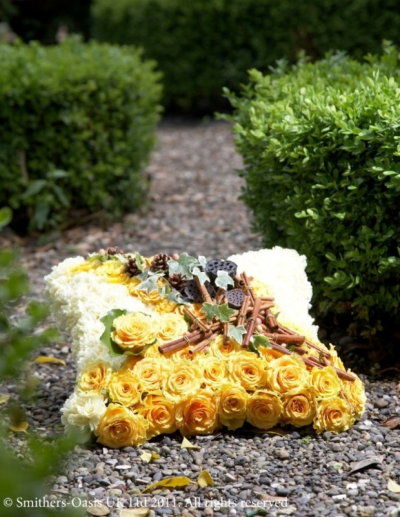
[61, 392, 107, 432]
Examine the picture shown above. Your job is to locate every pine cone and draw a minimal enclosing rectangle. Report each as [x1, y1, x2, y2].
[150, 253, 171, 274]
[125, 257, 140, 277]
[168, 273, 187, 293]
[107, 246, 124, 256]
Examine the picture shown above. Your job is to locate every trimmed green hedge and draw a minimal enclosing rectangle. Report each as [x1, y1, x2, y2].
[226, 45, 400, 331]
[91, 0, 400, 110]
[0, 37, 162, 233]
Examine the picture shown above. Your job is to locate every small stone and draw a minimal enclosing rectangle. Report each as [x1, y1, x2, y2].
[374, 399, 389, 409]
[275, 448, 290, 460]
[56, 476, 68, 484]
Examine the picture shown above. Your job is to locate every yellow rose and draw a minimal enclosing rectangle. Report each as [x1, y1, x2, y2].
[218, 382, 248, 430]
[175, 389, 219, 436]
[71, 258, 101, 274]
[266, 355, 309, 394]
[198, 355, 227, 389]
[329, 344, 345, 370]
[157, 313, 188, 344]
[188, 303, 208, 325]
[209, 335, 241, 360]
[78, 361, 112, 394]
[95, 404, 148, 447]
[228, 354, 268, 391]
[247, 390, 283, 429]
[121, 356, 143, 371]
[138, 393, 176, 437]
[310, 366, 342, 399]
[95, 260, 130, 284]
[341, 373, 366, 419]
[107, 371, 141, 407]
[130, 278, 168, 305]
[258, 346, 284, 363]
[163, 347, 195, 362]
[162, 363, 202, 402]
[133, 358, 164, 392]
[111, 312, 158, 354]
[282, 389, 316, 427]
[313, 397, 355, 434]
[154, 298, 178, 314]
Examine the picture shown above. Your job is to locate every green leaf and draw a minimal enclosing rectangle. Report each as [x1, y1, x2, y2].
[200, 303, 220, 322]
[0, 207, 12, 228]
[250, 335, 271, 354]
[227, 324, 247, 345]
[135, 253, 146, 272]
[217, 303, 236, 323]
[137, 270, 164, 293]
[192, 266, 209, 285]
[198, 256, 207, 268]
[100, 309, 128, 357]
[215, 271, 234, 290]
[167, 253, 199, 279]
[21, 180, 47, 199]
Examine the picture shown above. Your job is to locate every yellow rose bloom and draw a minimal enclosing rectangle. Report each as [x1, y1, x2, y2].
[175, 389, 219, 436]
[162, 363, 202, 402]
[71, 258, 101, 274]
[163, 347, 195, 362]
[228, 354, 268, 391]
[313, 397, 355, 434]
[157, 313, 188, 344]
[189, 303, 209, 325]
[107, 371, 141, 407]
[218, 382, 248, 430]
[154, 298, 178, 314]
[258, 346, 284, 363]
[138, 393, 176, 437]
[310, 366, 342, 399]
[329, 344, 345, 370]
[198, 355, 227, 388]
[133, 358, 164, 392]
[341, 373, 367, 419]
[282, 389, 316, 426]
[95, 260, 130, 284]
[111, 312, 158, 354]
[267, 355, 309, 394]
[95, 404, 148, 448]
[77, 361, 112, 394]
[247, 390, 283, 429]
[209, 335, 241, 360]
[130, 278, 168, 305]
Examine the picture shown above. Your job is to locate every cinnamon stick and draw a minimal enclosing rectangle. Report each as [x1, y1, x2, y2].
[183, 307, 210, 333]
[241, 272, 255, 304]
[215, 287, 225, 305]
[194, 277, 213, 304]
[265, 309, 278, 331]
[223, 322, 229, 345]
[265, 333, 305, 345]
[237, 295, 250, 326]
[278, 324, 331, 358]
[190, 332, 215, 354]
[243, 297, 262, 347]
[159, 333, 203, 354]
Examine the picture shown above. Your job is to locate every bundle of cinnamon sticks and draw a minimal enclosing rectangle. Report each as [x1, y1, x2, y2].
[158, 272, 355, 382]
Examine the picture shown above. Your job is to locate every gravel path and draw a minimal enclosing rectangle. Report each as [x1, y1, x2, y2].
[1, 121, 400, 517]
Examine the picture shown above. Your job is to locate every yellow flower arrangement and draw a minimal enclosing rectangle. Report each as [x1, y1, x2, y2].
[341, 373, 366, 419]
[198, 355, 227, 389]
[228, 353, 268, 391]
[209, 335, 241, 360]
[282, 389, 316, 427]
[310, 366, 342, 400]
[162, 363, 202, 402]
[266, 355, 309, 394]
[313, 397, 355, 434]
[132, 357, 164, 392]
[157, 313, 188, 344]
[218, 382, 248, 430]
[247, 390, 283, 429]
[138, 393, 177, 437]
[95, 260, 130, 284]
[107, 370, 141, 407]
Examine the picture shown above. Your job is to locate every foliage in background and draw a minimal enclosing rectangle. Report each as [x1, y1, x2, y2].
[0, 0, 91, 43]
[91, 0, 400, 111]
[0, 207, 80, 516]
[0, 36, 162, 234]
[225, 45, 400, 333]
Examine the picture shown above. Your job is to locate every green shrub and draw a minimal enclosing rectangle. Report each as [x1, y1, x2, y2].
[225, 45, 400, 331]
[0, 37, 162, 233]
[91, 0, 400, 110]
[0, 208, 80, 516]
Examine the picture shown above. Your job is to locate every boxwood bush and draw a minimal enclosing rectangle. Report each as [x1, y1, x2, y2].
[91, 0, 400, 110]
[226, 46, 400, 331]
[0, 37, 162, 233]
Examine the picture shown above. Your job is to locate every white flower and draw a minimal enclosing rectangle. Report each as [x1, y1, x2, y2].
[61, 392, 107, 432]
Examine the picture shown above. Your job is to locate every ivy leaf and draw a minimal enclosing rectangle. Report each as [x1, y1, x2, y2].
[137, 270, 164, 293]
[250, 335, 271, 354]
[100, 309, 127, 357]
[198, 256, 207, 268]
[200, 303, 220, 322]
[217, 303, 236, 323]
[167, 253, 199, 279]
[135, 252, 146, 271]
[215, 270, 234, 290]
[192, 266, 209, 285]
[227, 324, 247, 345]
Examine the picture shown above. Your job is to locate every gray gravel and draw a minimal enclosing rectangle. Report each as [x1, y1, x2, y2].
[1, 121, 400, 517]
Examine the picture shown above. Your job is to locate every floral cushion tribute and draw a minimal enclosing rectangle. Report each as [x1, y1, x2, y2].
[45, 248, 366, 449]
